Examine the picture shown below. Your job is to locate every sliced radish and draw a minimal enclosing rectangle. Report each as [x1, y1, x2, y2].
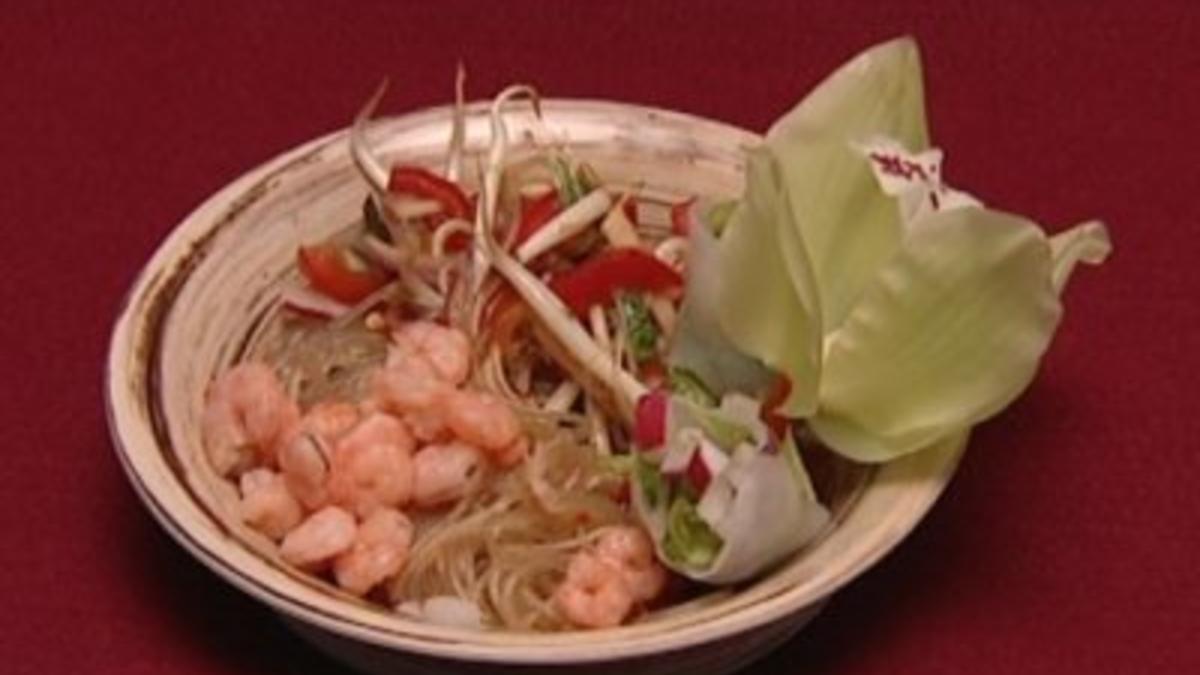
[633, 389, 670, 449]
[660, 427, 703, 475]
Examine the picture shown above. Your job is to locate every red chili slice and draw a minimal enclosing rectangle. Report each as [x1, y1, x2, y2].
[297, 244, 389, 304]
[549, 247, 683, 316]
[387, 165, 473, 220]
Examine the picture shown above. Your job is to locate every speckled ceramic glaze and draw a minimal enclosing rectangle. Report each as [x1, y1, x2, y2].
[105, 100, 966, 674]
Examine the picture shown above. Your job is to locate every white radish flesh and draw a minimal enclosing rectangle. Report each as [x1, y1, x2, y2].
[515, 189, 613, 262]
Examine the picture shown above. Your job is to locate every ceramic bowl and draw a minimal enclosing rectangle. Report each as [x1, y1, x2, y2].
[105, 100, 966, 675]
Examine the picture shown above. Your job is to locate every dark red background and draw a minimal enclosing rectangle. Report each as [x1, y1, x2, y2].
[2, 2, 1197, 673]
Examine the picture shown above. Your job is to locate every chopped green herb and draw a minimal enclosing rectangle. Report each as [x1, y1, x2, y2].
[618, 294, 659, 363]
[550, 156, 586, 205]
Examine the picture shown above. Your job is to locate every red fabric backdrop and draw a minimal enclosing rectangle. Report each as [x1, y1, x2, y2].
[1, 2, 1197, 673]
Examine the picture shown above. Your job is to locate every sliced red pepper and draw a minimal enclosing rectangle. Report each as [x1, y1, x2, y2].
[515, 190, 561, 245]
[387, 165, 473, 220]
[549, 247, 683, 316]
[297, 244, 390, 304]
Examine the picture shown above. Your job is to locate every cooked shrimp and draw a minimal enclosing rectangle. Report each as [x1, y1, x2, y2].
[278, 433, 330, 511]
[279, 401, 361, 510]
[442, 389, 526, 466]
[333, 508, 414, 596]
[238, 468, 303, 540]
[301, 401, 360, 441]
[279, 506, 357, 570]
[412, 442, 484, 508]
[374, 355, 449, 414]
[327, 413, 416, 518]
[201, 362, 300, 476]
[595, 526, 667, 602]
[554, 551, 634, 629]
[389, 320, 471, 385]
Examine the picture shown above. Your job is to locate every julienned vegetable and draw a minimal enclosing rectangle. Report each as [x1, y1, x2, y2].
[388, 165, 473, 219]
[549, 247, 683, 317]
[297, 244, 390, 304]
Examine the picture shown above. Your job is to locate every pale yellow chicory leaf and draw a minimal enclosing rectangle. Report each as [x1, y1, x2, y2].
[810, 207, 1067, 462]
[1048, 220, 1112, 295]
[767, 37, 929, 331]
[716, 148, 823, 415]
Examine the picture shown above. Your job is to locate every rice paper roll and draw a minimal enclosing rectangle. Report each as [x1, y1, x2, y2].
[632, 394, 830, 584]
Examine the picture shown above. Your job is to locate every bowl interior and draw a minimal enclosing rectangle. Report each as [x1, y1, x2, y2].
[106, 99, 965, 664]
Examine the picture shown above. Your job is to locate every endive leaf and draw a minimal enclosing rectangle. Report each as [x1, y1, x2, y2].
[767, 37, 929, 331]
[668, 218, 775, 398]
[1048, 220, 1112, 295]
[716, 148, 823, 415]
[811, 207, 1065, 462]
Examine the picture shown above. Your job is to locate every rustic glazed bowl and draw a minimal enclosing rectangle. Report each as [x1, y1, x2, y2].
[105, 100, 966, 675]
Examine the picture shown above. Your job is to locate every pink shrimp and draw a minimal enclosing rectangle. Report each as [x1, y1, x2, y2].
[279, 506, 357, 571]
[278, 401, 361, 510]
[441, 389, 526, 467]
[333, 508, 414, 596]
[389, 320, 471, 385]
[327, 413, 416, 518]
[372, 354, 453, 443]
[301, 401, 360, 441]
[594, 526, 667, 602]
[201, 362, 300, 476]
[554, 551, 635, 629]
[411, 442, 484, 508]
[237, 468, 303, 541]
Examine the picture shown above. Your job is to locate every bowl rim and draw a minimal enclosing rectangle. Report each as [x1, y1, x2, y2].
[105, 97, 966, 665]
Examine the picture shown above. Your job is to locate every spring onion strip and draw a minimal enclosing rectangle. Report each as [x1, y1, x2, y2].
[445, 62, 467, 183]
[600, 197, 642, 247]
[586, 397, 612, 457]
[350, 80, 392, 199]
[431, 218, 474, 258]
[542, 381, 581, 413]
[472, 84, 542, 294]
[478, 206, 646, 419]
[588, 305, 613, 355]
[515, 189, 613, 262]
[647, 296, 678, 337]
[390, 198, 443, 221]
